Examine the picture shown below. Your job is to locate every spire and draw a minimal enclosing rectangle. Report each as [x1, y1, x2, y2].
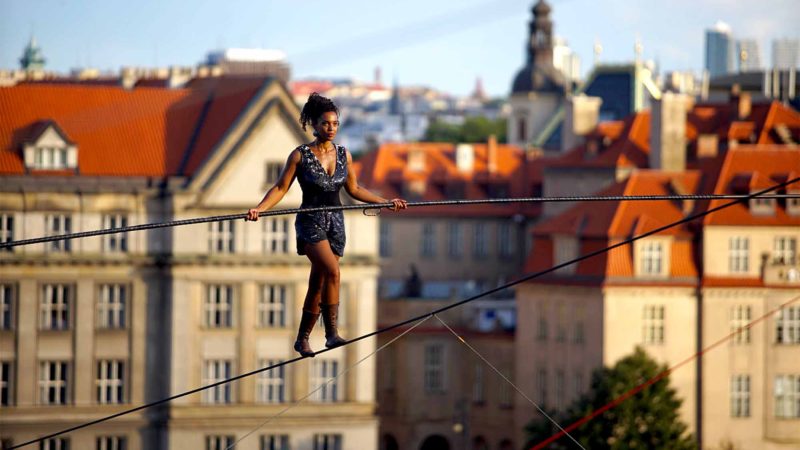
[472, 77, 487, 101]
[20, 35, 46, 71]
[527, 0, 554, 67]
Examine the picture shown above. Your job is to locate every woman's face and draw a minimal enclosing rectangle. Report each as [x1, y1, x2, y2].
[313, 111, 339, 142]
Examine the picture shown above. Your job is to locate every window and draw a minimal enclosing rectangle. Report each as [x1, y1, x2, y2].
[265, 162, 283, 185]
[640, 241, 664, 276]
[774, 375, 800, 418]
[773, 237, 797, 265]
[202, 360, 233, 404]
[96, 360, 125, 404]
[45, 214, 72, 252]
[498, 368, 513, 408]
[313, 434, 342, 450]
[776, 306, 800, 344]
[263, 218, 289, 255]
[1, 361, 12, 406]
[731, 374, 750, 418]
[421, 222, 436, 258]
[39, 361, 69, 405]
[473, 222, 488, 258]
[537, 367, 547, 406]
[537, 305, 548, 341]
[379, 221, 391, 257]
[497, 223, 513, 259]
[731, 305, 751, 344]
[261, 435, 289, 450]
[447, 222, 462, 259]
[40, 438, 70, 450]
[574, 306, 585, 344]
[643, 305, 665, 344]
[97, 284, 127, 329]
[573, 371, 584, 398]
[256, 359, 285, 403]
[209, 221, 235, 254]
[40, 284, 71, 330]
[555, 305, 567, 343]
[0, 284, 14, 330]
[32, 146, 70, 170]
[311, 359, 341, 402]
[750, 196, 775, 215]
[555, 369, 565, 410]
[258, 284, 286, 328]
[788, 194, 800, 216]
[206, 436, 235, 450]
[205, 285, 233, 328]
[96, 436, 127, 450]
[102, 214, 128, 253]
[517, 116, 527, 142]
[423, 344, 445, 393]
[554, 236, 578, 275]
[729, 237, 749, 273]
[472, 363, 485, 403]
[0, 214, 13, 250]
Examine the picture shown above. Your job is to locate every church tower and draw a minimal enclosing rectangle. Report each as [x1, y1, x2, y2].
[20, 36, 46, 72]
[508, 1, 568, 151]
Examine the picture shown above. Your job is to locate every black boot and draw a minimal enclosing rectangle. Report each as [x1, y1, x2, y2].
[294, 310, 320, 357]
[321, 303, 347, 349]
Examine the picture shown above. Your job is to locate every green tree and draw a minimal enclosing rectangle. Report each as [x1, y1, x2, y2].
[422, 116, 507, 144]
[525, 347, 696, 450]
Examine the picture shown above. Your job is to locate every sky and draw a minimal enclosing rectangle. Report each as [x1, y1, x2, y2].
[2, 0, 799, 97]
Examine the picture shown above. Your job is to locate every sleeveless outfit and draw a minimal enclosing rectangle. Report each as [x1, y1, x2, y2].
[294, 143, 348, 257]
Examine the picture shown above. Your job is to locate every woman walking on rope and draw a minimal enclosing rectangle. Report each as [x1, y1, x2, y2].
[246, 93, 407, 357]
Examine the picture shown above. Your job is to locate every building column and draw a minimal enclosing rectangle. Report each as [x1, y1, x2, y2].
[74, 278, 96, 406]
[238, 281, 257, 403]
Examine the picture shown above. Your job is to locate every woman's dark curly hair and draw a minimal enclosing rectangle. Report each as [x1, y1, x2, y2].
[299, 92, 339, 131]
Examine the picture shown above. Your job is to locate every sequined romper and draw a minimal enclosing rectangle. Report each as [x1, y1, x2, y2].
[294, 143, 348, 256]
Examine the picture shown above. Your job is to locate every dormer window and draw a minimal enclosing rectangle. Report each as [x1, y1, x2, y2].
[637, 239, 669, 278]
[788, 191, 800, 217]
[749, 194, 775, 216]
[22, 121, 78, 171]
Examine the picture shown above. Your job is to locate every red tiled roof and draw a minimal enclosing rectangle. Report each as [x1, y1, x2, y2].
[525, 171, 701, 280]
[0, 77, 270, 177]
[703, 146, 800, 226]
[355, 141, 538, 217]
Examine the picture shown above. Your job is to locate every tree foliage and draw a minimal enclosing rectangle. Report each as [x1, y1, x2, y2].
[525, 347, 696, 450]
[422, 116, 507, 144]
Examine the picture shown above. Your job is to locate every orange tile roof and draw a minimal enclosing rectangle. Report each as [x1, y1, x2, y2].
[703, 146, 800, 226]
[525, 171, 701, 280]
[355, 141, 538, 217]
[0, 77, 269, 177]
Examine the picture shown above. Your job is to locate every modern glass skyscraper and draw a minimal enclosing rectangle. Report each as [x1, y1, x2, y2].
[705, 21, 734, 77]
[737, 39, 762, 72]
[772, 38, 800, 69]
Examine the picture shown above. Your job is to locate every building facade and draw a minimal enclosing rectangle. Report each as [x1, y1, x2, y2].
[0, 78, 381, 449]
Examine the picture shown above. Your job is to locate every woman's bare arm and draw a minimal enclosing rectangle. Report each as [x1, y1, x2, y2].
[245, 150, 301, 221]
[343, 150, 407, 211]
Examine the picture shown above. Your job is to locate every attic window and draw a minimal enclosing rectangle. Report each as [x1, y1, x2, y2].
[749, 195, 775, 216]
[787, 192, 800, 216]
[22, 122, 78, 171]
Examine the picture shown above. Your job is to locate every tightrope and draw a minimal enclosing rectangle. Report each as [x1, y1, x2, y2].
[0, 194, 796, 249]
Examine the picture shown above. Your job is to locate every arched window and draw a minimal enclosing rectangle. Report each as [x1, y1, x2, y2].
[517, 116, 527, 142]
[420, 434, 450, 450]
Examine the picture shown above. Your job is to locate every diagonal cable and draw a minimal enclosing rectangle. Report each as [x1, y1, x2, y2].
[434, 314, 587, 450]
[224, 315, 431, 449]
[529, 293, 800, 450]
[10, 177, 797, 449]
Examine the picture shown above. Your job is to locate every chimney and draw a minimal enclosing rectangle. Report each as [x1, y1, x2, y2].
[408, 146, 426, 173]
[120, 66, 137, 90]
[649, 92, 688, 172]
[730, 84, 751, 119]
[487, 134, 498, 174]
[455, 144, 475, 173]
[561, 94, 603, 152]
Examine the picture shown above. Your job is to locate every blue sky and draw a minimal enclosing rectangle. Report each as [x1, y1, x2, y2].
[2, 0, 798, 97]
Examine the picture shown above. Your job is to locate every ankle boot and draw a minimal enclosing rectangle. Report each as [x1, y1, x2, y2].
[294, 310, 320, 357]
[321, 303, 347, 349]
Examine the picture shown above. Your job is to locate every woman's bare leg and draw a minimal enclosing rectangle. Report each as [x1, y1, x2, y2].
[302, 264, 324, 314]
[303, 241, 346, 348]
